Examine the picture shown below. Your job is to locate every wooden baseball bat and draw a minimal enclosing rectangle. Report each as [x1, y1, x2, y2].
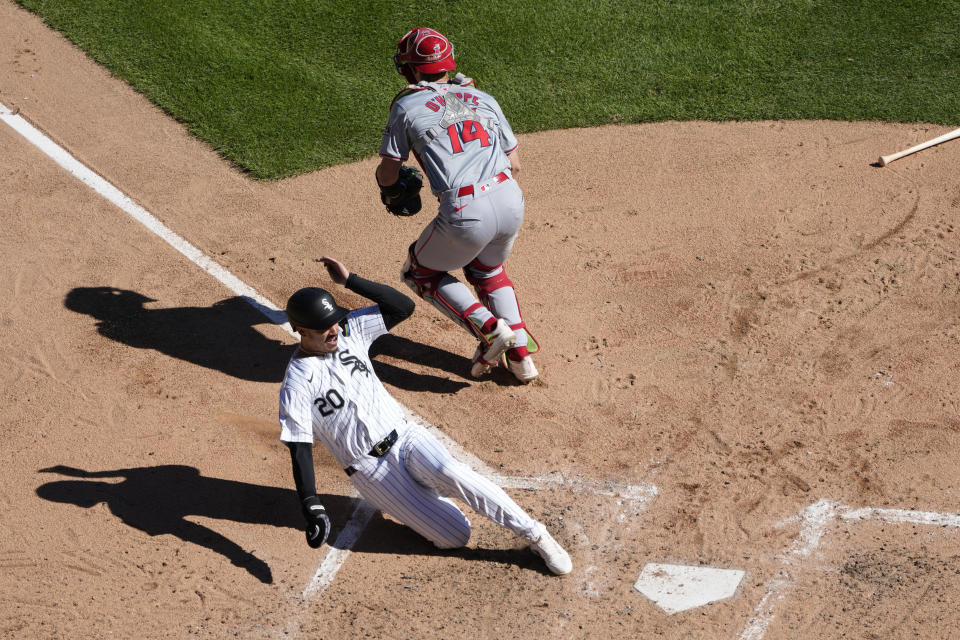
[879, 126, 960, 166]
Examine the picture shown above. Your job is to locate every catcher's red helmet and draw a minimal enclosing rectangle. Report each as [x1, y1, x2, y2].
[393, 27, 456, 83]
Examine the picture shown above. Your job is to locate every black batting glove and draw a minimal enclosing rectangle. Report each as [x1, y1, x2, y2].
[302, 495, 331, 549]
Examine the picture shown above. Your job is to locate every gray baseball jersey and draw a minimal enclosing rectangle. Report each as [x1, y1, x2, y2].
[278, 305, 545, 548]
[379, 81, 519, 195]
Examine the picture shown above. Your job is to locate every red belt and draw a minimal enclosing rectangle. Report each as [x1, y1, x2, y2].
[456, 172, 509, 197]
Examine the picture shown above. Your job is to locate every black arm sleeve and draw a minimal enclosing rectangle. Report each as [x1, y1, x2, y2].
[286, 442, 316, 503]
[345, 273, 415, 330]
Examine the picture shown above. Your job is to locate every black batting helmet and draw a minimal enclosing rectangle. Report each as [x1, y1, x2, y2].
[285, 287, 349, 331]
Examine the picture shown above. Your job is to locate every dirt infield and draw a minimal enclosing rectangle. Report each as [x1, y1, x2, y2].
[2, 2, 959, 638]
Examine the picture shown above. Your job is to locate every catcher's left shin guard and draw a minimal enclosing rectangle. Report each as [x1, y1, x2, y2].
[401, 245, 489, 341]
[464, 259, 540, 356]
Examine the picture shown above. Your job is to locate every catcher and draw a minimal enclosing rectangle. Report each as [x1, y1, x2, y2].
[375, 27, 539, 383]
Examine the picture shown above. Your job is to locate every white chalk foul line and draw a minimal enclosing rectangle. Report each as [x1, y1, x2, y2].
[2, 101, 658, 599]
[0, 100, 428, 596]
[302, 499, 377, 599]
[0, 102, 288, 327]
[737, 500, 960, 640]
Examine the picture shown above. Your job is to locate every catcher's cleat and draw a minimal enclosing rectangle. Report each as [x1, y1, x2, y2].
[469, 343, 488, 377]
[470, 319, 516, 378]
[505, 354, 538, 383]
[530, 531, 572, 575]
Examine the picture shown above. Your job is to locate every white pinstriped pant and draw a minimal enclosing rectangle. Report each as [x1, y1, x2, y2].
[347, 423, 545, 549]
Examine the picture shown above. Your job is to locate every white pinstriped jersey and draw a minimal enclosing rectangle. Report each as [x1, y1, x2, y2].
[379, 81, 519, 194]
[277, 298, 550, 554]
[278, 306, 408, 468]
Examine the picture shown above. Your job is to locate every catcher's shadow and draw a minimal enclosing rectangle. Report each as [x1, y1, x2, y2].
[369, 334, 474, 392]
[63, 287, 293, 383]
[35, 464, 360, 584]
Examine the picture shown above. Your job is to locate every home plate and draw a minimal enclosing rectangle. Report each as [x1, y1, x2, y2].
[634, 563, 745, 614]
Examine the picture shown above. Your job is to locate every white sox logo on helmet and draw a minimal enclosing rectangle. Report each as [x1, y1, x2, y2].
[322, 299, 334, 312]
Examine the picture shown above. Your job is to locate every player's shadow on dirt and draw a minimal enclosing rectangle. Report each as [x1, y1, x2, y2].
[35, 464, 359, 584]
[37, 465, 548, 582]
[64, 287, 292, 383]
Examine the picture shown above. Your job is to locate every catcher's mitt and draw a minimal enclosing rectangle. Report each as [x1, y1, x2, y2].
[378, 165, 423, 216]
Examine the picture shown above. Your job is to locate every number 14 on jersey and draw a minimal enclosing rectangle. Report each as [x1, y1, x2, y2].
[447, 121, 491, 153]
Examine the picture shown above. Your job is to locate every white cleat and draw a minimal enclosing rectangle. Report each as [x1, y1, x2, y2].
[470, 343, 489, 378]
[470, 319, 516, 378]
[530, 531, 572, 576]
[506, 355, 538, 383]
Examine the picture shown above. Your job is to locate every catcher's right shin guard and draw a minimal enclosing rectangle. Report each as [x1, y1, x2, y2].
[401, 245, 488, 341]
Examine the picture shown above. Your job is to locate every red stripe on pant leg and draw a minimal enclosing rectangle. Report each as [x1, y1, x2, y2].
[414, 224, 439, 261]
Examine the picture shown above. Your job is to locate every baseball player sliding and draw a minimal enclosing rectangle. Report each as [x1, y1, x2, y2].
[278, 256, 572, 575]
[375, 27, 539, 383]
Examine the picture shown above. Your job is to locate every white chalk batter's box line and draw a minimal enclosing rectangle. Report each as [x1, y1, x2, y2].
[737, 499, 960, 640]
[304, 446, 658, 599]
[0, 101, 660, 598]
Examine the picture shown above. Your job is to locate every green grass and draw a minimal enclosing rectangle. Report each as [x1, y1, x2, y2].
[16, 0, 960, 179]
